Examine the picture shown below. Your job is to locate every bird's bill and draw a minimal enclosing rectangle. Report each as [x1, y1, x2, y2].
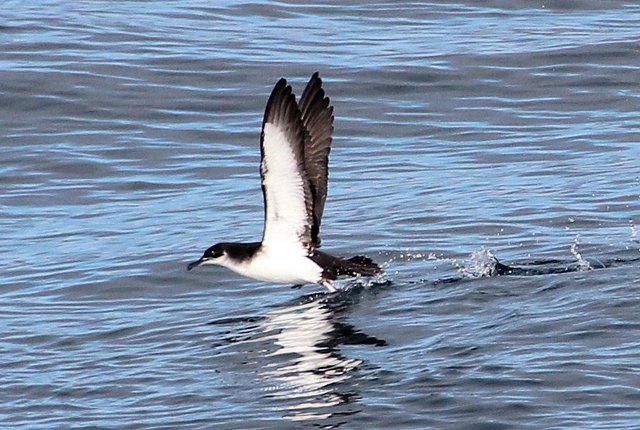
[187, 258, 205, 270]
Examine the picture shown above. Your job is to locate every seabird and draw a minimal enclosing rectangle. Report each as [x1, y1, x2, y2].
[188, 73, 381, 292]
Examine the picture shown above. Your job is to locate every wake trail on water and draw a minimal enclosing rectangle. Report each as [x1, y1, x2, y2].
[380, 231, 640, 283]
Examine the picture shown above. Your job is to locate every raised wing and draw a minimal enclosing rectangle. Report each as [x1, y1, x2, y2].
[260, 79, 314, 253]
[298, 72, 334, 247]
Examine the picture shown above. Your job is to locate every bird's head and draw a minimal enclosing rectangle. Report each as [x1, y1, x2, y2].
[187, 243, 227, 270]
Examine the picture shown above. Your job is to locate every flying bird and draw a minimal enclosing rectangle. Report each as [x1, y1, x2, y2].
[188, 73, 381, 292]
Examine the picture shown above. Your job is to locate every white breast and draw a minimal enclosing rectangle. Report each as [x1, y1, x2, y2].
[222, 246, 323, 285]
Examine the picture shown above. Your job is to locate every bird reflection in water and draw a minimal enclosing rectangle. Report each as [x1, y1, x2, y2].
[215, 284, 386, 425]
[261, 291, 385, 422]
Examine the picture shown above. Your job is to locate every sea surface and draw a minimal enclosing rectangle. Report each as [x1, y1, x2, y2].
[2, 1, 640, 429]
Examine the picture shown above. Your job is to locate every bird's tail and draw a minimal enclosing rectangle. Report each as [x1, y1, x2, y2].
[336, 255, 382, 278]
[311, 251, 382, 280]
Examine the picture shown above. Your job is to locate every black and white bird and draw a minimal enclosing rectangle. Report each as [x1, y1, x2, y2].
[188, 73, 381, 292]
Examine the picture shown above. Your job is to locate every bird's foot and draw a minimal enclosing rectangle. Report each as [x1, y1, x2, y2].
[321, 279, 337, 293]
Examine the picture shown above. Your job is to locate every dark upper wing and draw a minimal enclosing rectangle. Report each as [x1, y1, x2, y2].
[298, 72, 334, 247]
[260, 78, 314, 253]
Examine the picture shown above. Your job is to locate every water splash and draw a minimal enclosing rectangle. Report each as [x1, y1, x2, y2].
[570, 235, 592, 271]
[331, 272, 391, 291]
[458, 247, 500, 278]
[396, 250, 427, 261]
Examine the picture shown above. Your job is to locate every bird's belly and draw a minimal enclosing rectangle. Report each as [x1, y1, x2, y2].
[236, 252, 322, 285]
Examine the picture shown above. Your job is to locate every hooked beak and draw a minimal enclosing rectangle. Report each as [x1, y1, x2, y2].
[187, 258, 206, 271]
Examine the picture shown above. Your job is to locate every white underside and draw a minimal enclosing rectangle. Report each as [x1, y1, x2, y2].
[261, 122, 311, 252]
[217, 246, 323, 285]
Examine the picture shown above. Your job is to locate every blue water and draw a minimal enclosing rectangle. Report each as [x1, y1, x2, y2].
[2, 1, 640, 428]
